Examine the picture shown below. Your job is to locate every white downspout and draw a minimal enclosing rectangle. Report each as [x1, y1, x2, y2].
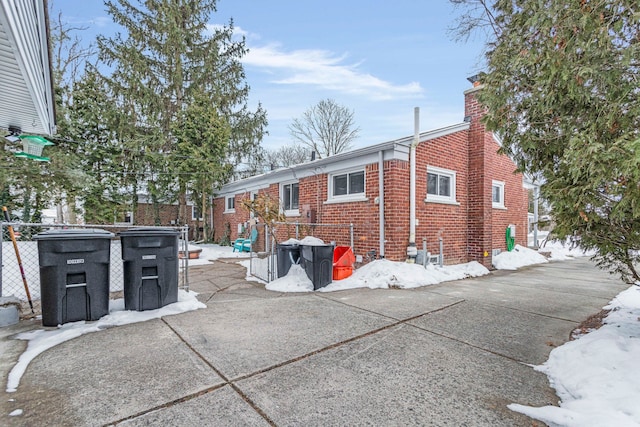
[533, 185, 540, 249]
[378, 150, 385, 258]
[407, 107, 419, 262]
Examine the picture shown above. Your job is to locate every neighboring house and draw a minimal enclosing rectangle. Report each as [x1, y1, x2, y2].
[213, 81, 528, 268]
[124, 196, 210, 241]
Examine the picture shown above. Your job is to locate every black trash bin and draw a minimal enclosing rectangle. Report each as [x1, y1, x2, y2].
[276, 244, 300, 278]
[119, 228, 180, 311]
[34, 229, 114, 327]
[300, 244, 334, 290]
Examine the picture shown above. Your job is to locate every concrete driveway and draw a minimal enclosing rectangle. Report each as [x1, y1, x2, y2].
[0, 257, 628, 426]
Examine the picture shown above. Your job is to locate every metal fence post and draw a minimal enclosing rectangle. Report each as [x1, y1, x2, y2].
[1, 222, 3, 295]
[182, 226, 190, 292]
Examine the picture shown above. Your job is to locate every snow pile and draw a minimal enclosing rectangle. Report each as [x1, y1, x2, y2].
[492, 245, 548, 270]
[539, 239, 594, 261]
[280, 238, 300, 245]
[322, 260, 489, 291]
[509, 285, 640, 426]
[6, 290, 205, 393]
[266, 264, 314, 292]
[298, 236, 326, 246]
[263, 259, 490, 293]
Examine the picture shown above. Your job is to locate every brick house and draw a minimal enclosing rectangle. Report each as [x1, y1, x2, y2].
[122, 196, 210, 241]
[212, 83, 528, 268]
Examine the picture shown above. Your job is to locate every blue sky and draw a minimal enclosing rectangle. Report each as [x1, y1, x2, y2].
[51, 0, 487, 151]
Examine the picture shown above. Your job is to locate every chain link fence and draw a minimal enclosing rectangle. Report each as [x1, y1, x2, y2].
[1, 222, 190, 317]
[249, 221, 354, 283]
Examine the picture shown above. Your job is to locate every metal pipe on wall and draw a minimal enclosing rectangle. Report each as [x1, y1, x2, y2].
[378, 150, 385, 258]
[407, 107, 419, 262]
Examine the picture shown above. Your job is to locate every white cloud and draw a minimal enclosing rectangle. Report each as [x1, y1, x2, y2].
[92, 16, 111, 28]
[243, 43, 423, 101]
[205, 23, 252, 39]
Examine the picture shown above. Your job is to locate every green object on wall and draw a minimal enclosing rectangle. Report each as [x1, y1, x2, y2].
[506, 226, 516, 252]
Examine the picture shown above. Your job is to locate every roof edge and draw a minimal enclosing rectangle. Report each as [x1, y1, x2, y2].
[219, 121, 470, 195]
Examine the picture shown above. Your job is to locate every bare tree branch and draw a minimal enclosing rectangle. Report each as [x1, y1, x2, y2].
[288, 99, 360, 159]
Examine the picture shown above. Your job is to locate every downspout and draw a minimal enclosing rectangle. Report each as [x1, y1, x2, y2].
[407, 107, 419, 262]
[378, 150, 385, 258]
[209, 194, 214, 241]
[533, 184, 539, 249]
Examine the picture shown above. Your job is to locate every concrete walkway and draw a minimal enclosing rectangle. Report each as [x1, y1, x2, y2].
[0, 258, 628, 426]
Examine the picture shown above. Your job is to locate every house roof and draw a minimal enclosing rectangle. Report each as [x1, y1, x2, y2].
[0, 0, 56, 136]
[219, 122, 470, 196]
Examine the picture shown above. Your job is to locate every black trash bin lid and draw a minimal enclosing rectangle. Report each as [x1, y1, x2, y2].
[118, 227, 180, 237]
[34, 228, 115, 240]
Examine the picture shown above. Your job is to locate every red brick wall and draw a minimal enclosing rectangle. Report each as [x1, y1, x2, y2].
[415, 131, 470, 264]
[134, 202, 212, 240]
[465, 86, 528, 266]
[213, 86, 528, 266]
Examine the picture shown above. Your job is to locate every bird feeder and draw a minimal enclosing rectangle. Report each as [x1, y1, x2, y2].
[13, 135, 54, 162]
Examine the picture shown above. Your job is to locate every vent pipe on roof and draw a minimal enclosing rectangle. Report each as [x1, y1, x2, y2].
[407, 107, 419, 262]
[311, 151, 316, 161]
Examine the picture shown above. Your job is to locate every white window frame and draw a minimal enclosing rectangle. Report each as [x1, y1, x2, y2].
[425, 166, 458, 205]
[191, 204, 203, 221]
[492, 180, 505, 209]
[116, 211, 134, 225]
[327, 168, 367, 203]
[224, 195, 235, 213]
[280, 181, 300, 216]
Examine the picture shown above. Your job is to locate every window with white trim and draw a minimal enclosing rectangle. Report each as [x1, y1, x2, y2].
[224, 195, 235, 213]
[329, 169, 365, 201]
[192, 204, 203, 220]
[120, 211, 133, 224]
[426, 166, 457, 204]
[492, 180, 505, 208]
[281, 182, 300, 215]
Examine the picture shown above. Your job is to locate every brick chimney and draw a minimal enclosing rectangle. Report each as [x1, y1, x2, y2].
[465, 79, 494, 268]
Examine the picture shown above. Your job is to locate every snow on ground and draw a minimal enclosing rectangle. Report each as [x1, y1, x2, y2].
[492, 244, 549, 270]
[5, 289, 205, 393]
[266, 264, 313, 292]
[509, 285, 640, 426]
[538, 239, 596, 261]
[259, 237, 640, 426]
[6, 238, 637, 425]
[184, 243, 249, 266]
[319, 260, 489, 292]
